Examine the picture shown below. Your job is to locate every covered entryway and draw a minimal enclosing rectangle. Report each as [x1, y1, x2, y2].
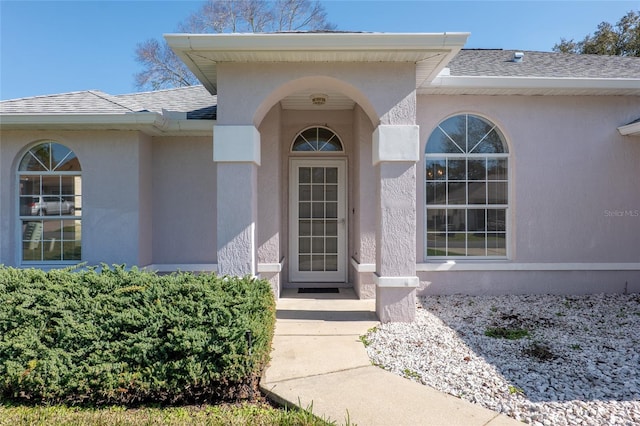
[165, 32, 470, 321]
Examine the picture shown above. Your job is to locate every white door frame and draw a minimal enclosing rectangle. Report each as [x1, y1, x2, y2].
[289, 158, 347, 283]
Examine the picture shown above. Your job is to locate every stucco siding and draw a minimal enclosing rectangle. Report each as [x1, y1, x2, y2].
[151, 136, 216, 264]
[417, 95, 640, 264]
[416, 95, 640, 294]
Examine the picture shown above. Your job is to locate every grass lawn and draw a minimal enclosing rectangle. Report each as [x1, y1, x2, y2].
[0, 402, 334, 426]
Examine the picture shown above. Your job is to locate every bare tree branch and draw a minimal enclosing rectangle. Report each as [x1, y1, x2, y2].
[135, 0, 335, 90]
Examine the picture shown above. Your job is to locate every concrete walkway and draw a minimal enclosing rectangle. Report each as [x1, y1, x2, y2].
[260, 288, 521, 426]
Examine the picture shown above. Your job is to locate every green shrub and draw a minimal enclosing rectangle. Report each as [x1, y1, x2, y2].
[0, 265, 276, 406]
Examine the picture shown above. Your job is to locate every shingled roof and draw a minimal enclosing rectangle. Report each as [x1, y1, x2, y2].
[0, 85, 217, 119]
[448, 49, 640, 78]
[1, 50, 638, 118]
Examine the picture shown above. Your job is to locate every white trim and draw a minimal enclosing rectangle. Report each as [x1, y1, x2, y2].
[144, 264, 218, 273]
[165, 32, 469, 94]
[417, 262, 640, 272]
[257, 260, 283, 273]
[213, 125, 261, 165]
[422, 75, 640, 95]
[0, 113, 215, 136]
[374, 275, 420, 288]
[373, 125, 420, 164]
[289, 158, 348, 283]
[618, 121, 640, 137]
[350, 257, 376, 273]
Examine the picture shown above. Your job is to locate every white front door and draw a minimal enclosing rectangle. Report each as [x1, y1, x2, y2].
[289, 159, 347, 282]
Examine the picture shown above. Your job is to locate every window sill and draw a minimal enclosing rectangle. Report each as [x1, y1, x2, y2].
[417, 262, 640, 272]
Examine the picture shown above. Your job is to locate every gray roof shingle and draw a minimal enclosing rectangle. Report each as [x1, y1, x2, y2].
[0, 90, 136, 114]
[115, 86, 217, 119]
[0, 85, 217, 119]
[448, 49, 640, 78]
[1, 51, 638, 117]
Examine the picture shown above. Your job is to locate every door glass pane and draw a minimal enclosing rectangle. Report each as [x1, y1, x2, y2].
[312, 221, 324, 236]
[312, 237, 324, 253]
[299, 255, 311, 271]
[299, 185, 311, 201]
[326, 220, 337, 236]
[311, 255, 324, 271]
[325, 255, 338, 271]
[312, 203, 324, 218]
[312, 185, 324, 201]
[326, 237, 338, 254]
[326, 168, 338, 183]
[299, 167, 311, 183]
[299, 202, 311, 218]
[299, 220, 311, 236]
[299, 238, 311, 253]
[312, 167, 324, 183]
[325, 202, 337, 218]
[326, 185, 337, 201]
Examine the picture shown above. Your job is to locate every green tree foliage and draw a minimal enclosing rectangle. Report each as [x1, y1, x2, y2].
[0, 265, 276, 405]
[135, 0, 336, 90]
[553, 9, 640, 56]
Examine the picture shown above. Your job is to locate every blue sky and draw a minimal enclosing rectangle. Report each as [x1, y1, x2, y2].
[1, 1, 637, 100]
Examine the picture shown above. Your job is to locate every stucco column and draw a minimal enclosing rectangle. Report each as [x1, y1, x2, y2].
[214, 125, 260, 277]
[373, 125, 420, 322]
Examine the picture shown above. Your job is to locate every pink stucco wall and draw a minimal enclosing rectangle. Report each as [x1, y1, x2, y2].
[151, 136, 217, 264]
[1, 130, 153, 266]
[416, 94, 640, 294]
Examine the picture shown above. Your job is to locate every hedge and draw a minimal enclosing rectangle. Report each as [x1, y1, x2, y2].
[0, 265, 276, 406]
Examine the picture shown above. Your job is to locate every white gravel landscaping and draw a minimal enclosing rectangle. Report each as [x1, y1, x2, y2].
[363, 293, 640, 425]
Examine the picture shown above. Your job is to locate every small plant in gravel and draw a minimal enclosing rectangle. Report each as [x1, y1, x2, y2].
[484, 327, 529, 340]
[508, 385, 524, 395]
[359, 327, 377, 347]
[403, 369, 421, 381]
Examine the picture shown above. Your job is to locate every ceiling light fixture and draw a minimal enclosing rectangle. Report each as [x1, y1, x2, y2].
[310, 93, 328, 105]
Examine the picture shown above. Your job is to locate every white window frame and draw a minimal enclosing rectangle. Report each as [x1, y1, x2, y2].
[17, 142, 82, 265]
[424, 114, 510, 260]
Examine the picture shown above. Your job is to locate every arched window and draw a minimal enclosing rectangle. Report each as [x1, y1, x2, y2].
[18, 142, 82, 263]
[292, 127, 343, 152]
[425, 114, 509, 258]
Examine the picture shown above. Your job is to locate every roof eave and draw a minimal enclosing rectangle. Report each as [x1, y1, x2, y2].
[420, 75, 640, 95]
[0, 113, 215, 136]
[618, 121, 640, 137]
[165, 32, 471, 94]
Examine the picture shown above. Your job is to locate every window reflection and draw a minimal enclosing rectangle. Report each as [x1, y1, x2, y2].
[425, 114, 508, 258]
[18, 142, 82, 262]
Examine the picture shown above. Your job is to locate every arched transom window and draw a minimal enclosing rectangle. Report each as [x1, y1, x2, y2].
[18, 142, 82, 263]
[292, 127, 343, 152]
[425, 114, 509, 258]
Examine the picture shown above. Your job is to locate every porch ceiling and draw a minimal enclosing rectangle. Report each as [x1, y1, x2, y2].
[164, 32, 470, 95]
